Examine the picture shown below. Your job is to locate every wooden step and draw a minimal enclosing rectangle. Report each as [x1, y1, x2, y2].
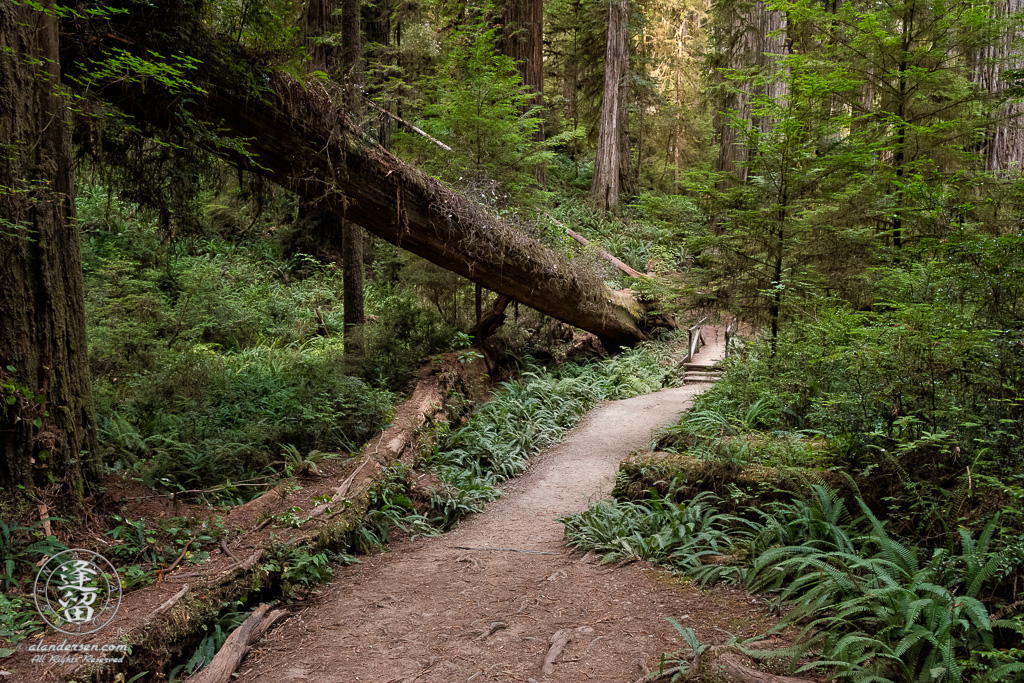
[683, 372, 721, 383]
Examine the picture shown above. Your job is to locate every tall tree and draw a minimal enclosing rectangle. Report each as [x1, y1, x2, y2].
[301, 0, 366, 373]
[970, 0, 1024, 172]
[501, 0, 547, 184]
[710, 0, 787, 181]
[0, 2, 98, 504]
[591, 0, 630, 211]
[340, 0, 366, 373]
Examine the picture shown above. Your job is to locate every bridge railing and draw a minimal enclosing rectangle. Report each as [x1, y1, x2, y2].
[724, 316, 739, 357]
[684, 317, 708, 364]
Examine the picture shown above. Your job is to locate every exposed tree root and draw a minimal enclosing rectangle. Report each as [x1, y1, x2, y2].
[541, 628, 573, 675]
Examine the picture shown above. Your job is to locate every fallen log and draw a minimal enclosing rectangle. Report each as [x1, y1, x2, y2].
[13, 354, 479, 682]
[62, 8, 668, 348]
[184, 604, 287, 683]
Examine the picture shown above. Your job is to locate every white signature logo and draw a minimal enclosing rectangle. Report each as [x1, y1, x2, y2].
[34, 550, 121, 635]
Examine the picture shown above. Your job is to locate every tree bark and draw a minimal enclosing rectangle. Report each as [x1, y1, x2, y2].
[712, 0, 787, 181]
[969, 0, 1024, 172]
[185, 604, 287, 683]
[340, 0, 366, 372]
[501, 0, 546, 185]
[365, 0, 393, 149]
[64, 7, 657, 348]
[302, 0, 366, 372]
[591, 0, 630, 212]
[0, 1, 98, 503]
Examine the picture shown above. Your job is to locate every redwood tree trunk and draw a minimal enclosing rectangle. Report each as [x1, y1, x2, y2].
[591, 0, 629, 212]
[302, 0, 366, 372]
[0, 1, 98, 503]
[340, 0, 366, 372]
[63, 6, 655, 347]
[501, 0, 546, 185]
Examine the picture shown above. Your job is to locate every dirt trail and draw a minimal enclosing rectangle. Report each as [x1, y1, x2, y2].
[237, 331, 769, 682]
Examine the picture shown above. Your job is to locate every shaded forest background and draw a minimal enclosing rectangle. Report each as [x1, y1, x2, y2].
[2, 0, 1024, 679]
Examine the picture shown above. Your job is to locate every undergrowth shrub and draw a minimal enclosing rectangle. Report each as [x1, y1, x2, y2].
[100, 339, 394, 498]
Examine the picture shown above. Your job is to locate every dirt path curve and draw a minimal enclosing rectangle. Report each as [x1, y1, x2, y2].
[237, 331, 765, 683]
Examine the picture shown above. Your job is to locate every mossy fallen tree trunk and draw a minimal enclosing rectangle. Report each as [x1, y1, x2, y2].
[613, 452, 858, 511]
[63, 4, 667, 348]
[7, 355, 481, 682]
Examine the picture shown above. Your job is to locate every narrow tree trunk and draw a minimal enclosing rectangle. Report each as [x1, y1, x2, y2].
[341, 0, 366, 372]
[0, 1, 98, 504]
[591, 0, 629, 212]
[302, 0, 366, 372]
[365, 0, 393, 149]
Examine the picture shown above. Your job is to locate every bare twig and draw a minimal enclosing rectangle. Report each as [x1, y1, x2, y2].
[473, 621, 507, 641]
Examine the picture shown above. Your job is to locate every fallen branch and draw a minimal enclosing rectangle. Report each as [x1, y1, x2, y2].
[185, 603, 287, 683]
[473, 621, 508, 641]
[542, 629, 573, 675]
[158, 539, 193, 581]
[220, 539, 239, 563]
[146, 584, 189, 623]
[364, 98, 453, 151]
[712, 652, 814, 683]
[544, 212, 644, 279]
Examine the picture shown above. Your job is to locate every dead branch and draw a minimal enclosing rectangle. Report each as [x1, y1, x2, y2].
[544, 212, 644, 279]
[146, 584, 189, 623]
[365, 98, 453, 151]
[185, 603, 287, 683]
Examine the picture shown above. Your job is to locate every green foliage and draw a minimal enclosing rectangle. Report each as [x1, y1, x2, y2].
[100, 340, 393, 497]
[261, 536, 336, 596]
[421, 340, 679, 527]
[362, 280, 459, 389]
[104, 515, 226, 587]
[561, 490, 746, 572]
[564, 484, 1024, 681]
[398, 2, 574, 204]
[0, 518, 67, 591]
[0, 593, 42, 650]
[80, 188, 404, 499]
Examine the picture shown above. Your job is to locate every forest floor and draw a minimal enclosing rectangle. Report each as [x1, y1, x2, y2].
[231, 331, 786, 682]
